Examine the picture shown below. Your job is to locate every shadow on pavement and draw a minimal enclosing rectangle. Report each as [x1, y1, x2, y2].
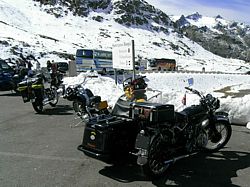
[99, 150, 250, 187]
[0, 91, 21, 97]
[39, 104, 74, 116]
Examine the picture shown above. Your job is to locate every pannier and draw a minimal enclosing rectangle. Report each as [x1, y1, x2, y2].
[131, 102, 175, 123]
[18, 77, 43, 102]
[78, 115, 137, 160]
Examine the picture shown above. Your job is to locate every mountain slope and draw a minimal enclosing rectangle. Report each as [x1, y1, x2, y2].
[0, 0, 249, 73]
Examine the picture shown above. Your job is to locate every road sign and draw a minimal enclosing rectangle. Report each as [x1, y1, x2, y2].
[112, 41, 134, 70]
[188, 78, 194, 86]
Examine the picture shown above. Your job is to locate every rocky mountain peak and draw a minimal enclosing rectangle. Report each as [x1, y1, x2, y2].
[175, 15, 190, 28]
[113, 0, 173, 32]
[215, 15, 223, 19]
[186, 12, 202, 21]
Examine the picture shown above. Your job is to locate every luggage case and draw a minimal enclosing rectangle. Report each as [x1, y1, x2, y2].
[78, 115, 136, 160]
[131, 102, 175, 123]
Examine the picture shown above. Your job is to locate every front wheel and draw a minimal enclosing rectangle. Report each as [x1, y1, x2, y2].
[142, 136, 171, 178]
[73, 100, 86, 114]
[32, 100, 43, 113]
[203, 121, 232, 152]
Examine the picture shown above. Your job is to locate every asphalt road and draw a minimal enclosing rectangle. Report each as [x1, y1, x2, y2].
[0, 91, 250, 187]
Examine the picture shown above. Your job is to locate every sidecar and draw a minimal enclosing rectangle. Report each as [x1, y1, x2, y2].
[77, 80, 166, 161]
[77, 115, 138, 161]
[77, 95, 175, 162]
[77, 97, 139, 161]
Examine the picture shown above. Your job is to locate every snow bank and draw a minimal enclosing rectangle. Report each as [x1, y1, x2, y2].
[63, 72, 250, 125]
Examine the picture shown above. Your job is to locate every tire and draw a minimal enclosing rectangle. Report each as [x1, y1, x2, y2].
[73, 100, 86, 114]
[49, 88, 59, 107]
[142, 136, 171, 178]
[203, 121, 232, 152]
[32, 100, 43, 113]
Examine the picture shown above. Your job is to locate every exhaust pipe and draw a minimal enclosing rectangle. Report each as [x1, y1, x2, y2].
[43, 98, 50, 105]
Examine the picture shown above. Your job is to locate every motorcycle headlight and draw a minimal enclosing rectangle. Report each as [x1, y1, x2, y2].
[201, 119, 209, 127]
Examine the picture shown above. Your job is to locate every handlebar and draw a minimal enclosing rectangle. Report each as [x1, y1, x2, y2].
[184, 87, 220, 110]
[184, 86, 202, 97]
[184, 86, 192, 91]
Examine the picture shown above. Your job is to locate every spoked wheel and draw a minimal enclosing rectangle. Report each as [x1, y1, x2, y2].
[73, 100, 91, 122]
[73, 100, 86, 114]
[49, 88, 59, 107]
[203, 121, 232, 152]
[142, 136, 171, 178]
[32, 100, 43, 113]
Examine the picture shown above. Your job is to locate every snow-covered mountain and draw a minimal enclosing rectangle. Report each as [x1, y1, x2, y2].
[174, 12, 250, 61]
[0, 0, 249, 73]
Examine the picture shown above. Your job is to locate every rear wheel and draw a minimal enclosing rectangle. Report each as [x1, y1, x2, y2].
[32, 100, 43, 113]
[203, 121, 232, 152]
[142, 136, 171, 178]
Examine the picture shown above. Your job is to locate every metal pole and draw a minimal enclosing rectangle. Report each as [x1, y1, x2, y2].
[114, 69, 117, 85]
[132, 40, 136, 80]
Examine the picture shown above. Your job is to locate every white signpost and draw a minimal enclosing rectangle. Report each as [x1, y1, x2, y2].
[112, 40, 135, 81]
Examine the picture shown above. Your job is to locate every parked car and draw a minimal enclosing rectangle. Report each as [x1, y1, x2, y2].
[0, 59, 15, 91]
[0, 59, 14, 74]
[0, 59, 24, 92]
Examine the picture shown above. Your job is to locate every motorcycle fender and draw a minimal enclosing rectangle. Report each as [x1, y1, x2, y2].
[202, 113, 230, 129]
[215, 112, 230, 123]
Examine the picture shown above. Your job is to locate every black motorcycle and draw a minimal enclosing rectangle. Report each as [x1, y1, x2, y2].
[78, 86, 232, 178]
[63, 81, 109, 121]
[18, 72, 59, 113]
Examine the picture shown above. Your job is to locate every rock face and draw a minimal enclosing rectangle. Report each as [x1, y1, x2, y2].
[176, 12, 250, 61]
[34, 0, 173, 33]
[113, 0, 172, 33]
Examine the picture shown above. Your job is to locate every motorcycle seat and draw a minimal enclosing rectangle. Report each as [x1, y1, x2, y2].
[111, 97, 132, 118]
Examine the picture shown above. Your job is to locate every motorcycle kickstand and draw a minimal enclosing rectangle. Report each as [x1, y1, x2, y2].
[70, 116, 85, 128]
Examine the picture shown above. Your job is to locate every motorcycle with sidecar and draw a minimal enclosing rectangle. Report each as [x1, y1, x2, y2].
[77, 76, 232, 178]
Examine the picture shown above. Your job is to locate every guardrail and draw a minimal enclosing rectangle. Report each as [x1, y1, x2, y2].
[138, 70, 246, 75]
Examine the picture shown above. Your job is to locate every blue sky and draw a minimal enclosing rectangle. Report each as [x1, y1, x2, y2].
[146, 0, 250, 24]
